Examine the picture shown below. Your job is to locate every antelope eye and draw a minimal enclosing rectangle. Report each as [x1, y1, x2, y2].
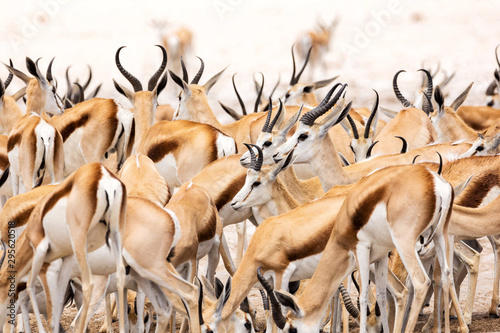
[487, 101, 494, 107]
[252, 181, 261, 187]
[477, 145, 484, 151]
[244, 322, 251, 330]
[263, 141, 272, 147]
[298, 133, 308, 141]
[285, 93, 290, 99]
[290, 328, 298, 333]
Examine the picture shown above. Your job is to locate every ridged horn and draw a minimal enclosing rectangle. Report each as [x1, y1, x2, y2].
[181, 56, 189, 83]
[250, 144, 264, 171]
[257, 267, 286, 330]
[364, 89, 379, 139]
[262, 98, 273, 132]
[268, 99, 283, 132]
[339, 284, 359, 318]
[346, 114, 359, 139]
[300, 83, 345, 126]
[46, 57, 55, 84]
[418, 68, 433, 115]
[115, 46, 142, 92]
[393, 70, 414, 108]
[191, 57, 204, 84]
[148, 45, 168, 91]
[232, 74, 247, 115]
[254, 72, 264, 114]
[4, 60, 13, 89]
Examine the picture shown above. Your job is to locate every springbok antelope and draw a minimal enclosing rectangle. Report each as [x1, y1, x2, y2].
[24, 163, 127, 333]
[340, 90, 380, 162]
[261, 164, 463, 333]
[7, 112, 64, 195]
[4, 57, 64, 116]
[283, 45, 339, 106]
[295, 17, 339, 75]
[413, 62, 455, 110]
[0, 66, 26, 135]
[112, 45, 168, 151]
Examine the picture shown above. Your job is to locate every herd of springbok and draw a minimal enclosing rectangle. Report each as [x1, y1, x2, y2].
[0, 19, 499, 333]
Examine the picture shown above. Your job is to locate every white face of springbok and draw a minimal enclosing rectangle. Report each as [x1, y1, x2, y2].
[232, 144, 294, 211]
[340, 90, 379, 163]
[273, 84, 351, 165]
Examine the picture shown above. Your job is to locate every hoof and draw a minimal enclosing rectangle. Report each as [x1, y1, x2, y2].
[449, 315, 458, 320]
[489, 312, 499, 318]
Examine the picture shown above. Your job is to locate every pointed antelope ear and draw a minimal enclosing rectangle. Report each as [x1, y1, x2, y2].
[450, 82, 473, 111]
[26, 57, 48, 87]
[113, 79, 135, 104]
[319, 100, 352, 138]
[203, 66, 228, 95]
[313, 75, 339, 89]
[272, 101, 287, 131]
[169, 70, 191, 96]
[278, 105, 303, 137]
[275, 290, 303, 317]
[338, 152, 350, 166]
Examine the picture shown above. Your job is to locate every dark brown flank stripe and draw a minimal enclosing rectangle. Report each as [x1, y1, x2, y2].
[455, 172, 499, 208]
[58, 114, 89, 141]
[7, 132, 22, 152]
[286, 219, 333, 262]
[147, 140, 179, 163]
[214, 175, 246, 210]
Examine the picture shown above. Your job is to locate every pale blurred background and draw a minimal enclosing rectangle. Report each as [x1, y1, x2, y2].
[2, 0, 500, 119]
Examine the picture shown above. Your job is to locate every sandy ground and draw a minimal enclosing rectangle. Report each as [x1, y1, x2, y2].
[2, 0, 500, 331]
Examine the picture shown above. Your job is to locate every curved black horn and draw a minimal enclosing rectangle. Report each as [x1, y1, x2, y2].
[395, 136, 408, 153]
[257, 267, 286, 330]
[65, 66, 72, 99]
[412, 155, 421, 164]
[364, 89, 379, 139]
[436, 151, 443, 175]
[486, 80, 498, 96]
[346, 114, 359, 139]
[46, 57, 55, 83]
[244, 143, 257, 169]
[339, 284, 359, 318]
[181, 56, 189, 83]
[262, 97, 273, 133]
[418, 68, 433, 115]
[73, 82, 84, 104]
[115, 46, 142, 92]
[366, 141, 379, 159]
[82, 65, 93, 90]
[496, 44, 500, 69]
[196, 276, 204, 326]
[250, 144, 264, 171]
[254, 72, 264, 114]
[191, 57, 204, 84]
[232, 74, 247, 115]
[300, 83, 345, 126]
[290, 44, 297, 86]
[293, 46, 312, 85]
[4, 60, 13, 89]
[268, 99, 283, 132]
[393, 70, 414, 108]
[148, 45, 168, 91]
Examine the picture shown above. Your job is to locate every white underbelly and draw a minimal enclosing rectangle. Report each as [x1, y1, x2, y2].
[155, 153, 181, 187]
[289, 253, 323, 281]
